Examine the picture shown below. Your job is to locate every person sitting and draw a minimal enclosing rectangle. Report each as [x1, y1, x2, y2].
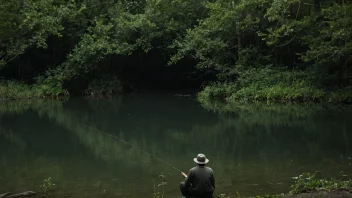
[180, 154, 215, 198]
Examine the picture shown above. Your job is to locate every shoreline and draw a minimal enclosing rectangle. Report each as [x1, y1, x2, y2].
[1, 188, 351, 198]
[1, 78, 352, 105]
[197, 85, 352, 105]
[1, 174, 352, 198]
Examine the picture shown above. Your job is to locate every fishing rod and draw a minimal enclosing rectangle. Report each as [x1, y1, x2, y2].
[85, 125, 184, 173]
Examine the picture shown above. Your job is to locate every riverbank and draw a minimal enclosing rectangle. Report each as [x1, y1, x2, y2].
[220, 191, 352, 198]
[284, 190, 352, 198]
[197, 68, 352, 104]
[0, 75, 123, 100]
[2, 79, 352, 105]
[215, 173, 352, 198]
[198, 83, 352, 104]
[1, 173, 351, 198]
[2, 67, 352, 105]
[0, 81, 41, 100]
[0, 81, 69, 100]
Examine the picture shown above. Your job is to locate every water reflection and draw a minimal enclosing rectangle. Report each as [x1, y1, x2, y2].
[1, 95, 352, 197]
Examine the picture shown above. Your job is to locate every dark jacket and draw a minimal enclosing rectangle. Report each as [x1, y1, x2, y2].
[184, 166, 215, 196]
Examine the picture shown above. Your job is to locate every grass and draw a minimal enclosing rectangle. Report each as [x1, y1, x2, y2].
[0, 74, 123, 100]
[198, 68, 352, 104]
[288, 173, 352, 194]
[0, 81, 41, 100]
[0, 80, 69, 100]
[326, 86, 352, 103]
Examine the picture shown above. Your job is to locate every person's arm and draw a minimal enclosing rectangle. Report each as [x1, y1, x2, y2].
[183, 170, 193, 188]
[210, 171, 215, 189]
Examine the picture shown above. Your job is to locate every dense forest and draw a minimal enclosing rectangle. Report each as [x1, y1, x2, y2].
[0, 0, 351, 103]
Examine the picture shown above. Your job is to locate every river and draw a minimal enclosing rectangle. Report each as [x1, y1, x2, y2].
[1, 92, 352, 197]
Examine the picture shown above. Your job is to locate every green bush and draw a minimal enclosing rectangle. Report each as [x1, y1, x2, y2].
[34, 76, 69, 98]
[197, 67, 351, 103]
[198, 83, 238, 100]
[327, 87, 352, 103]
[0, 81, 32, 99]
[0, 81, 42, 99]
[0, 80, 69, 100]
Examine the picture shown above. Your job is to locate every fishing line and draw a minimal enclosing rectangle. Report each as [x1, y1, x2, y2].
[85, 125, 183, 173]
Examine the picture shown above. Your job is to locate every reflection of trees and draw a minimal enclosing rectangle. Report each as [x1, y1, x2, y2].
[199, 102, 352, 155]
[35, 100, 352, 170]
[0, 100, 36, 115]
[0, 127, 26, 149]
[1, 98, 352, 196]
[2, 99, 352, 169]
[30, 106, 159, 167]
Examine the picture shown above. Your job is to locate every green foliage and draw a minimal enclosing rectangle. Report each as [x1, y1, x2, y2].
[169, 0, 274, 79]
[198, 68, 332, 103]
[0, 0, 351, 100]
[299, 3, 352, 64]
[0, 80, 68, 99]
[214, 192, 284, 198]
[35, 0, 209, 91]
[0, 81, 38, 99]
[173, 0, 352, 103]
[40, 177, 56, 195]
[153, 173, 168, 198]
[34, 75, 69, 97]
[289, 173, 352, 194]
[0, 0, 80, 67]
[199, 82, 238, 99]
[327, 87, 352, 103]
[231, 68, 326, 102]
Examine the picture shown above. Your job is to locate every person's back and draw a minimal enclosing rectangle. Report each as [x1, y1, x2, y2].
[180, 154, 215, 198]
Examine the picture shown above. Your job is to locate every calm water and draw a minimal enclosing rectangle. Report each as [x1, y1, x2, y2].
[1, 93, 352, 197]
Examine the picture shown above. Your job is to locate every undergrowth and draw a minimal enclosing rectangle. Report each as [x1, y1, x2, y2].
[198, 68, 352, 104]
[289, 173, 352, 194]
[0, 74, 123, 100]
[0, 81, 38, 99]
[0, 80, 68, 100]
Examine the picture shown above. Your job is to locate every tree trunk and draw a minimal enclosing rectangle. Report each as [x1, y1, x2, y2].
[314, 0, 321, 10]
[236, 22, 241, 62]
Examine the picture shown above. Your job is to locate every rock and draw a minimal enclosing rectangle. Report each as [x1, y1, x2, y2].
[7, 191, 37, 198]
[0, 193, 11, 198]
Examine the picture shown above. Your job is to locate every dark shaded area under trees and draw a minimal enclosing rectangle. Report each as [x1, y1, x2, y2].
[0, 0, 351, 102]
